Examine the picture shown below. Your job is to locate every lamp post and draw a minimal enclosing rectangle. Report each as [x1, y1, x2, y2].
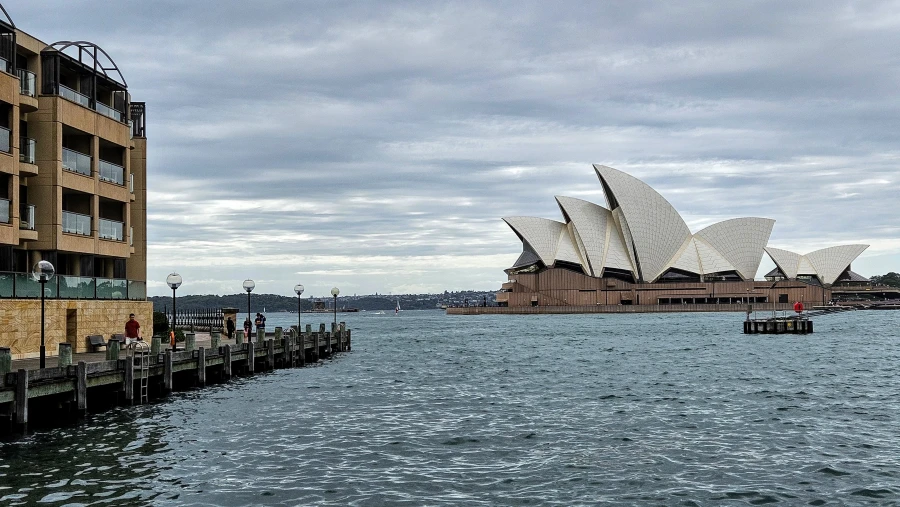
[32, 260, 55, 369]
[243, 279, 255, 344]
[294, 283, 304, 335]
[331, 287, 340, 329]
[166, 272, 182, 352]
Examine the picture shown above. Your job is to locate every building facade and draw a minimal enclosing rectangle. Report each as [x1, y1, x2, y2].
[497, 165, 868, 310]
[0, 5, 151, 357]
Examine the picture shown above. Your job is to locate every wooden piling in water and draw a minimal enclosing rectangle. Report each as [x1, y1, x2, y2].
[15, 369, 27, 426]
[197, 347, 206, 386]
[106, 338, 121, 361]
[0, 347, 12, 377]
[266, 339, 275, 370]
[125, 357, 134, 402]
[235, 330, 244, 346]
[224, 344, 233, 378]
[164, 350, 173, 393]
[247, 343, 255, 373]
[58, 343, 73, 368]
[76, 361, 87, 414]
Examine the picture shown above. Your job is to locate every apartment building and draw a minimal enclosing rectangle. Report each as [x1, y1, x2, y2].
[0, 5, 151, 358]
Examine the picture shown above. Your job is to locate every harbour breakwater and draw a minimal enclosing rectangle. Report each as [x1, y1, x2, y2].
[0, 323, 350, 434]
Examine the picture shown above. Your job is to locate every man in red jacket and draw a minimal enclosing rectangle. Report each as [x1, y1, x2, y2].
[125, 313, 142, 345]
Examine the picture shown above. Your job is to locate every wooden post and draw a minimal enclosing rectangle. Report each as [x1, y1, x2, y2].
[58, 343, 73, 367]
[76, 361, 87, 414]
[211, 332, 221, 351]
[323, 331, 331, 358]
[0, 347, 12, 377]
[224, 344, 232, 378]
[106, 338, 121, 361]
[151, 335, 162, 356]
[319, 323, 327, 355]
[198, 347, 206, 386]
[124, 356, 134, 403]
[346, 329, 351, 351]
[256, 327, 264, 343]
[235, 329, 244, 346]
[267, 339, 275, 370]
[304, 324, 312, 365]
[275, 327, 282, 341]
[313, 328, 320, 362]
[164, 350, 173, 393]
[15, 369, 27, 426]
[247, 342, 255, 374]
[339, 322, 346, 351]
[185, 333, 196, 353]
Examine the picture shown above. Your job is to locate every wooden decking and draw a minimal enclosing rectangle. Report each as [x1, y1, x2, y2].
[0, 323, 351, 433]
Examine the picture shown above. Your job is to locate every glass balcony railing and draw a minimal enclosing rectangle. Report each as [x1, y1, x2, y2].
[0, 56, 8, 74]
[20, 204, 35, 230]
[0, 272, 146, 300]
[59, 84, 92, 108]
[99, 159, 125, 185]
[18, 69, 36, 97]
[62, 210, 92, 236]
[129, 226, 134, 246]
[0, 126, 9, 154]
[129, 173, 134, 193]
[95, 102, 124, 122]
[0, 198, 9, 224]
[62, 147, 92, 176]
[99, 218, 124, 241]
[20, 137, 36, 164]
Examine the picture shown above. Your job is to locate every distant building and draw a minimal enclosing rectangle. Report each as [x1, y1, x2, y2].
[0, 3, 151, 358]
[498, 165, 867, 308]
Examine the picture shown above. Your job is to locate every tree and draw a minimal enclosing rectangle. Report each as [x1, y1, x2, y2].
[870, 272, 900, 288]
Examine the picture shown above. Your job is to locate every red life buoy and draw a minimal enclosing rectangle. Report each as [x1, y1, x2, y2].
[793, 301, 804, 313]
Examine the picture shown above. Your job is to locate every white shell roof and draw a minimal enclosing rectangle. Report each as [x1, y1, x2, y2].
[805, 244, 869, 285]
[503, 216, 566, 266]
[765, 245, 869, 285]
[594, 165, 692, 282]
[695, 218, 775, 280]
[556, 196, 612, 276]
[504, 165, 866, 285]
[765, 247, 801, 279]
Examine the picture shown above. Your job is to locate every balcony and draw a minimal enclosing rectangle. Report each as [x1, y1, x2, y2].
[19, 204, 34, 230]
[17, 69, 35, 97]
[99, 159, 125, 185]
[59, 84, 91, 108]
[129, 173, 134, 193]
[0, 126, 9, 153]
[20, 137, 35, 164]
[95, 102, 124, 122]
[99, 217, 124, 241]
[0, 273, 146, 300]
[0, 198, 8, 224]
[62, 210, 91, 236]
[62, 147, 92, 176]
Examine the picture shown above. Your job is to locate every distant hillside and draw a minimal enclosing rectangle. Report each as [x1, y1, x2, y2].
[149, 291, 497, 313]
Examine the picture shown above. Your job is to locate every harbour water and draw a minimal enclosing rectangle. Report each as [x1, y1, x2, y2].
[1, 310, 899, 505]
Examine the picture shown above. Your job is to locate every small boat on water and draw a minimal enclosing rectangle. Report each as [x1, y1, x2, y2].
[395, 299, 401, 315]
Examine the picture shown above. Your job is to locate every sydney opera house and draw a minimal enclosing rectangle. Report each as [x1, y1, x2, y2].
[496, 165, 868, 310]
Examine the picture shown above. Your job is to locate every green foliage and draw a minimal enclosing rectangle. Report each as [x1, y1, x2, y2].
[870, 272, 900, 288]
[152, 311, 169, 335]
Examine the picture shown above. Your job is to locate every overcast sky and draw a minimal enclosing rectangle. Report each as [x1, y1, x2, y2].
[12, 1, 900, 297]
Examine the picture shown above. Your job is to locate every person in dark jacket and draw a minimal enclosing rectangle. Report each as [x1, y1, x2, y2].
[226, 317, 235, 340]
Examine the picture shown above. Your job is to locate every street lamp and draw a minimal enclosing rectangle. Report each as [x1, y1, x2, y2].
[32, 260, 55, 369]
[294, 283, 304, 335]
[243, 279, 255, 344]
[166, 272, 182, 352]
[331, 286, 340, 329]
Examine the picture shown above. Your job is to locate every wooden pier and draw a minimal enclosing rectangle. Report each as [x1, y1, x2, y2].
[0, 323, 350, 433]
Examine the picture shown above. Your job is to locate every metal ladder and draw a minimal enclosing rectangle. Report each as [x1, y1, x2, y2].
[126, 341, 151, 404]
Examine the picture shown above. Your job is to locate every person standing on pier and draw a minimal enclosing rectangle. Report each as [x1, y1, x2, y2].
[124, 313, 142, 345]
[226, 317, 235, 340]
[244, 317, 252, 338]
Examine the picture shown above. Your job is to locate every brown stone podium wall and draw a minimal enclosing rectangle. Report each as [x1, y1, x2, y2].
[0, 300, 153, 359]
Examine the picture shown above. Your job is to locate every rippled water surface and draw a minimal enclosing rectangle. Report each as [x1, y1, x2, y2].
[2, 310, 900, 506]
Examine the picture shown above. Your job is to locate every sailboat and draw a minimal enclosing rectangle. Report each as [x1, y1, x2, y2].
[395, 299, 400, 315]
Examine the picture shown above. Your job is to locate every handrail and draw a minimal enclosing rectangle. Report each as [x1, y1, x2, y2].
[62, 147, 91, 176]
[58, 83, 91, 107]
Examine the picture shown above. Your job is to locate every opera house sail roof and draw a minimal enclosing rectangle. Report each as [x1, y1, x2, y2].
[503, 165, 867, 286]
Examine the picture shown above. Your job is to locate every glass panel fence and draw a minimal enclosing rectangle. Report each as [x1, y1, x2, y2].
[62, 211, 92, 236]
[0, 198, 9, 224]
[14, 273, 58, 298]
[18, 69, 36, 97]
[0, 126, 9, 153]
[0, 273, 13, 297]
[95, 102, 123, 122]
[0, 56, 8, 73]
[96, 278, 128, 299]
[20, 137, 35, 164]
[128, 280, 147, 300]
[99, 218, 124, 241]
[58, 275, 97, 299]
[99, 160, 125, 185]
[59, 84, 91, 108]
[62, 148, 92, 176]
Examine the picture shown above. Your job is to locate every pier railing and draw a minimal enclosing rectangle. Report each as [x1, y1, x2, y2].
[166, 307, 224, 332]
